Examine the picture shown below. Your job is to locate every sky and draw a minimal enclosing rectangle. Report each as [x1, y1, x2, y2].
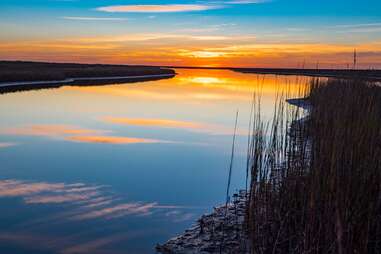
[0, 0, 381, 68]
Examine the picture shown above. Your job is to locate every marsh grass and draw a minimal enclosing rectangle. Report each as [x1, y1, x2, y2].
[246, 78, 381, 253]
[0, 61, 175, 82]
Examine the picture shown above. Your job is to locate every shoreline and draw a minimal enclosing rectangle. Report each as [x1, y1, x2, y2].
[156, 98, 309, 254]
[156, 190, 249, 254]
[0, 73, 176, 88]
[0, 61, 176, 93]
[232, 68, 381, 81]
[0, 73, 175, 94]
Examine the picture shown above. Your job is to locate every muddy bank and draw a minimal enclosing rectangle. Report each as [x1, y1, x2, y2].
[156, 190, 249, 254]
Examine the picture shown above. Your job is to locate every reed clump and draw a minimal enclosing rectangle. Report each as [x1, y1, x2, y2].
[247, 78, 381, 253]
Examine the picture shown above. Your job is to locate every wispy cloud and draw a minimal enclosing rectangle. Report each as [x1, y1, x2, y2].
[3, 32, 379, 68]
[330, 23, 381, 33]
[0, 180, 67, 197]
[0, 142, 17, 148]
[2, 124, 171, 145]
[0, 179, 196, 223]
[333, 22, 381, 29]
[24, 191, 99, 204]
[62, 16, 128, 21]
[3, 124, 106, 138]
[103, 117, 206, 130]
[96, 4, 222, 13]
[73, 33, 232, 43]
[72, 202, 157, 220]
[223, 0, 268, 3]
[177, 27, 221, 33]
[68, 135, 166, 144]
[95, 1, 267, 14]
[103, 117, 242, 135]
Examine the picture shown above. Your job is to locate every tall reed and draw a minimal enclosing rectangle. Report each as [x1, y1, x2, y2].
[246, 78, 381, 253]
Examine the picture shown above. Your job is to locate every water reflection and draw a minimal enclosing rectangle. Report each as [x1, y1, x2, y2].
[2, 124, 172, 144]
[0, 69, 310, 253]
[102, 117, 239, 135]
[0, 179, 196, 253]
[0, 142, 17, 148]
[0, 178, 189, 221]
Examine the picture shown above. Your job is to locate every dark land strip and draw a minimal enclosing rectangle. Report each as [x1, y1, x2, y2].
[0, 61, 176, 94]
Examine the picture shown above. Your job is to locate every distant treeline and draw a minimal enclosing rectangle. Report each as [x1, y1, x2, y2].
[0, 61, 175, 83]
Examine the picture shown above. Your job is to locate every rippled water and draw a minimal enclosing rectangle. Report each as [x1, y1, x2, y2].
[0, 69, 309, 253]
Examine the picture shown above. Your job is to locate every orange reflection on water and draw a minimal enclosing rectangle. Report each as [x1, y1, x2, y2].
[63, 69, 309, 103]
[57, 69, 311, 139]
[2, 124, 169, 144]
[0, 69, 311, 146]
[67, 135, 164, 144]
[104, 117, 203, 129]
[3, 125, 106, 137]
[102, 117, 243, 135]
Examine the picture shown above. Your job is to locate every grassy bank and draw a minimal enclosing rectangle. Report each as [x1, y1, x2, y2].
[234, 68, 381, 81]
[247, 78, 381, 253]
[0, 61, 175, 83]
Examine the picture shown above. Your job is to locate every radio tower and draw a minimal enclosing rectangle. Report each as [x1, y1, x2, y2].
[353, 49, 357, 70]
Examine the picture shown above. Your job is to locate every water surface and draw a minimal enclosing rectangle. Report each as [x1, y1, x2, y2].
[0, 69, 309, 253]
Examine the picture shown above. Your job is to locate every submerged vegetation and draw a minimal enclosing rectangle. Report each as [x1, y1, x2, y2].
[247, 78, 381, 253]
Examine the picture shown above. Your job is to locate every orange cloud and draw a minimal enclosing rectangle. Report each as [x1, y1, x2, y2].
[2, 36, 380, 68]
[67, 135, 165, 144]
[3, 124, 171, 145]
[72, 33, 231, 43]
[184, 51, 227, 58]
[102, 116, 242, 136]
[103, 117, 204, 130]
[96, 4, 221, 13]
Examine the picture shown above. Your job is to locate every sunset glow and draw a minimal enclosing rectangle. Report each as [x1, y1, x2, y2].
[0, 1, 380, 253]
[1, 0, 381, 68]
[67, 136, 163, 144]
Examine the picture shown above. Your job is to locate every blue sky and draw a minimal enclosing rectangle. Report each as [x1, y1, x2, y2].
[1, 0, 381, 67]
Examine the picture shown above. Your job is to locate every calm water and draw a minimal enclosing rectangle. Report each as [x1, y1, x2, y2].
[0, 69, 308, 254]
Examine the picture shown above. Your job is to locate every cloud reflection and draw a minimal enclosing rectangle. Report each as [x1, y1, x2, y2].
[0, 142, 17, 148]
[0, 179, 194, 222]
[0, 180, 67, 197]
[2, 124, 171, 145]
[4, 125, 105, 137]
[24, 192, 99, 204]
[68, 135, 164, 144]
[103, 117, 242, 136]
[104, 117, 204, 130]
[72, 202, 157, 220]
